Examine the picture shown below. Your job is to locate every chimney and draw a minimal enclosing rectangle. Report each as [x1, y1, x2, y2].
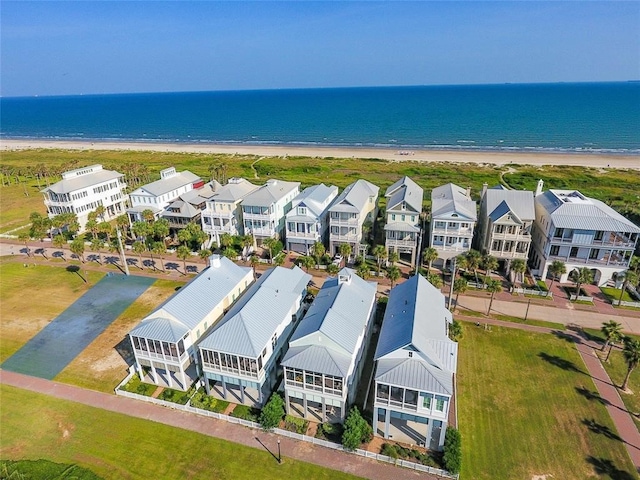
[209, 254, 222, 268]
[481, 183, 488, 199]
[466, 186, 471, 198]
[535, 179, 544, 197]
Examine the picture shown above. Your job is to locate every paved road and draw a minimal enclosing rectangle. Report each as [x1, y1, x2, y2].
[0, 370, 433, 480]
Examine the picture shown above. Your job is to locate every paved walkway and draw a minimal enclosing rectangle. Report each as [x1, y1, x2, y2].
[0, 370, 434, 480]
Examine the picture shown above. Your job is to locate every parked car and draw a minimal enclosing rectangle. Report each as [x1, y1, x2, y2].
[332, 254, 343, 266]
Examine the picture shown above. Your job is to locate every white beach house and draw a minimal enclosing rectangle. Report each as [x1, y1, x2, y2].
[41, 164, 128, 230]
[201, 177, 259, 245]
[285, 183, 339, 254]
[430, 183, 477, 266]
[160, 182, 216, 231]
[198, 266, 312, 406]
[328, 179, 380, 257]
[529, 180, 640, 286]
[384, 176, 424, 266]
[373, 274, 457, 450]
[281, 268, 377, 423]
[128, 255, 254, 391]
[241, 179, 300, 245]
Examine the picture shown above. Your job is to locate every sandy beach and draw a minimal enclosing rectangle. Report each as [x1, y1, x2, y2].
[1, 138, 639, 169]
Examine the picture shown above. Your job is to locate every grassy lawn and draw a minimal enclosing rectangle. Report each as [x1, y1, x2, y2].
[54, 279, 184, 393]
[600, 287, 637, 304]
[0, 384, 364, 480]
[0, 182, 47, 233]
[457, 326, 636, 480]
[493, 314, 565, 330]
[0, 260, 105, 362]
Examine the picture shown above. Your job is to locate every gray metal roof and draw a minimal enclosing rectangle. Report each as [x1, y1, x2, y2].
[288, 268, 377, 360]
[129, 255, 253, 340]
[329, 179, 379, 215]
[287, 184, 339, 219]
[431, 183, 477, 220]
[375, 274, 457, 374]
[537, 190, 640, 233]
[129, 316, 189, 343]
[198, 266, 312, 357]
[179, 182, 216, 205]
[161, 200, 199, 219]
[207, 178, 259, 203]
[484, 188, 535, 222]
[375, 358, 454, 395]
[43, 167, 124, 194]
[130, 170, 200, 197]
[241, 179, 300, 207]
[385, 176, 423, 213]
[384, 222, 420, 233]
[281, 344, 352, 377]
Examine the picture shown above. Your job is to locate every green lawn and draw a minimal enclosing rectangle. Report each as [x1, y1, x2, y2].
[0, 384, 364, 480]
[457, 326, 636, 480]
[600, 287, 637, 304]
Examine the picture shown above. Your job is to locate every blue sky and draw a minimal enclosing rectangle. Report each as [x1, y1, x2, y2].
[1, 1, 638, 97]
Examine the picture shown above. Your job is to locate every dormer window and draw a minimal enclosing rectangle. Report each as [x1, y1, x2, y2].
[298, 207, 307, 216]
[408, 351, 413, 358]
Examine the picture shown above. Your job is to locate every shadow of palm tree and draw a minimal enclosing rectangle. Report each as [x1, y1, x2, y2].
[538, 352, 585, 375]
[586, 456, 636, 479]
[582, 418, 623, 443]
[575, 386, 611, 406]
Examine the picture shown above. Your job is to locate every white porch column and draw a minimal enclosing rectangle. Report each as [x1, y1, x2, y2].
[222, 379, 227, 399]
[136, 361, 145, 381]
[180, 365, 187, 390]
[150, 362, 157, 384]
[385, 408, 391, 438]
[285, 391, 291, 415]
[303, 394, 308, 419]
[240, 385, 245, 404]
[204, 375, 210, 395]
[165, 363, 173, 388]
[321, 400, 326, 423]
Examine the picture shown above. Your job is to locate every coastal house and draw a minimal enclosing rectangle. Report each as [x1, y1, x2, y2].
[477, 184, 535, 271]
[281, 268, 377, 423]
[384, 176, 424, 266]
[160, 181, 216, 231]
[128, 255, 254, 391]
[127, 167, 201, 224]
[41, 164, 127, 231]
[241, 179, 300, 245]
[285, 183, 339, 255]
[201, 177, 260, 245]
[198, 266, 312, 406]
[529, 180, 640, 286]
[328, 179, 380, 258]
[373, 274, 457, 450]
[430, 183, 477, 267]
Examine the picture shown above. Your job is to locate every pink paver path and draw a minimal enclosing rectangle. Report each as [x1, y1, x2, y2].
[0, 370, 437, 480]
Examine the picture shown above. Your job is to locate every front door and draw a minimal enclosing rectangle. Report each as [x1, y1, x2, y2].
[429, 420, 443, 450]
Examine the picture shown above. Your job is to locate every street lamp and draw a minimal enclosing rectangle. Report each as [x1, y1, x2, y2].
[277, 439, 281, 464]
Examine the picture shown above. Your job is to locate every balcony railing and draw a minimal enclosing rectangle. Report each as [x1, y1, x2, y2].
[330, 233, 360, 242]
[386, 238, 417, 247]
[285, 379, 343, 397]
[547, 254, 630, 267]
[431, 226, 474, 235]
[550, 237, 636, 248]
[202, 361, 260, 380]
[135, 348, 187, 364]
[287, 231, 319, 239]
[330, 217, 359, 226]
[489, 250, 529, 259]
[491, 232, 529, 240]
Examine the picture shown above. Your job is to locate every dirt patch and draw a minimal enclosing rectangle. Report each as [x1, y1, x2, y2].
[531, 475, 554, 480]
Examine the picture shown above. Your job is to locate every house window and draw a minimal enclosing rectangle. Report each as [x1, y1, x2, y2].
[422, 394, 432, 409]
[595, 231, 604, 241]
[554, 228, 564, 238]
[435, 397, 445, 412]
[408, 351, 413, 358]
[550, 245, 560, 256]
[391, 214, 396, 221]
[570, 247, 578, 258]
[401, 215, 406, 222]
[298, 207, 307, 216]
[271, 333, 277, 350]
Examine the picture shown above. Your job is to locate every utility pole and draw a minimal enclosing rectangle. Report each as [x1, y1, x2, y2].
[448, 256, 457, 310]
[524, 298, 532, 322]
[117, 227, 130, 276]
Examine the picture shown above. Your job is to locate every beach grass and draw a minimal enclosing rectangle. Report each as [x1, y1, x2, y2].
[457, 326, 636, 480]
[0, 384, 364, 480]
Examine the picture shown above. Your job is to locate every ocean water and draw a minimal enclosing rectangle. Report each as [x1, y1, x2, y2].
[1, 83, 639, 153]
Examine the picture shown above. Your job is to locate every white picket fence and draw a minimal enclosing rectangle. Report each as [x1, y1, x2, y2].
[613, 299, 640, 308]
[570, 294, 594, 303]
[510, 287, 552, 298]
[114, 378, 458, 479]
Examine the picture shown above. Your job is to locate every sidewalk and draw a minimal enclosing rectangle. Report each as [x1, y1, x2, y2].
[0, 370, 434, 480]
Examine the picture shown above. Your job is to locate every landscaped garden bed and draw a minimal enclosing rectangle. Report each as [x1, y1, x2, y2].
[158, 384, 196, 405]
[230, 404, 261, 422]
[282, 414, 309, 434]
[118, 374, 157, 396]
[314, 422, 343, 443]
[380, 443, 443, 469]
[189, 387, 230, 413]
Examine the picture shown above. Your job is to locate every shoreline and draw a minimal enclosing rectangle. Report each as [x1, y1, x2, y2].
[1, 138, 639, 169]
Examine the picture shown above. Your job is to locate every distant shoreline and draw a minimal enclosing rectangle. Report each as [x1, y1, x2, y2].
[1, 138, 639, 169]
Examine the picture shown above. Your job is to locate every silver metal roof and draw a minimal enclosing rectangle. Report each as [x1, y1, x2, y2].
[287, 184, 339, 219]
[484, 188, 535, 222]
[431, 183, 477, 220]
[129, 316, 189, 343]
[384, 222, 420, 233]
[206, 178, 259, 203]
[281, 344, 352, 377]
[161, 200, 200, 219]
[537, 190, 640, 233]
[130, 170, 200, 197]
[287, 268, 377, 363]
[241, 179, 300, 207]
[375, 358, 454, 395]
[329, 179, 379, 215]
[42, 167, 124, 195]
[385, 176, 423, 213]
[179, 182, 217, 205]
[198, 266, 312, 357]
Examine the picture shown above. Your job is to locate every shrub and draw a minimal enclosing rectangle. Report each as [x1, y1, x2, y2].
[189, 387, 229, 413]
[381, 443, 399, 459]
[119, 374, 156, 396]
[283, 414, 309, 434]
[341, 407, 373, 451]
[259, 393, 285, 430]
[315, 422, 343, 442]
[158, 385, 195, 405]
[231, 404, 260, 422]
[443, 427, 462, 474]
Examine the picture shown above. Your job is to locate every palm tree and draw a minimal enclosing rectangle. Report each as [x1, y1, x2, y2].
[427, 273, 443, 289]
[98, 222, 113, 243]
[95, 205, 106, 222]
[70, 238, 85, 263]
[388, 250, 400, 267]
[547, 260, 567, 296]
[199, 248, 212, 263]
[178, 227, 193, 246]
[569, 267, 594, 301]
[153, 218, 170, 242]
[249, 254, 260, 275]
[273, 253, 285, 267]
[18, 231, 31, 257]
[600, 320, 624, 362]
[453, 277, 468, 309]
[387, 265, 401, 288]
[53, 234, 66, 259]
[339, 243, 352, 267]
[132, 221, 151, 242]
[85, 219, 99, 240]
[176, 245, 191, 275]
[311, 241, 326, 268]
[116, 214, 130, 239]
[241, 235, 254, 261]
[465, 249, 482, 285]
[622, 336, 640, 391]
[90, 238, 103, 264]
[486, 279, 503, 316]
[132, 241, 146, 270]
[263, 237, 276, 263]
[220, 233, 233, 249]
[326, 263, 340, 276]
[448, 320, 463, 341]
[153, 241, 167, 273]
[372, 245, 387, 273]
[356, 262, 370, 280]
[141, 209, 155, 223]
[482, 254, 499, 278]
[223, 247, 237, 260]
[422, 247, 438, 272]
[510, 259, 527, 286]
[299, 255, 315, 272]
[618, 270, 638, 306]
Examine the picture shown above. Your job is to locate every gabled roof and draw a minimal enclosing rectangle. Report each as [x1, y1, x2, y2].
[199, 266, 311, 357]
[241, 179, 300, 207]
[207, 178, 259, 203]
[130, 316, 189, 343]
[283, 268, 377, 374]
[375, 358, 454, 395]
[287, 184, 339, 219]
[384, 222, 420, 233]
[179, 182, 217, 206]
[329, 179, 379, 214]
[161, 200, 200, 219]
[484, 188, 534, 222]
[281, 345, 352, 377]
[130, 170, 200, 198]
[431, 183, 477, 220]
[385, 176, 423, 213]
[488, 200, 522, 223]
[42, 166, 124, 194]
[128, 255, 252, 340]
[536, 190, 640, 233]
